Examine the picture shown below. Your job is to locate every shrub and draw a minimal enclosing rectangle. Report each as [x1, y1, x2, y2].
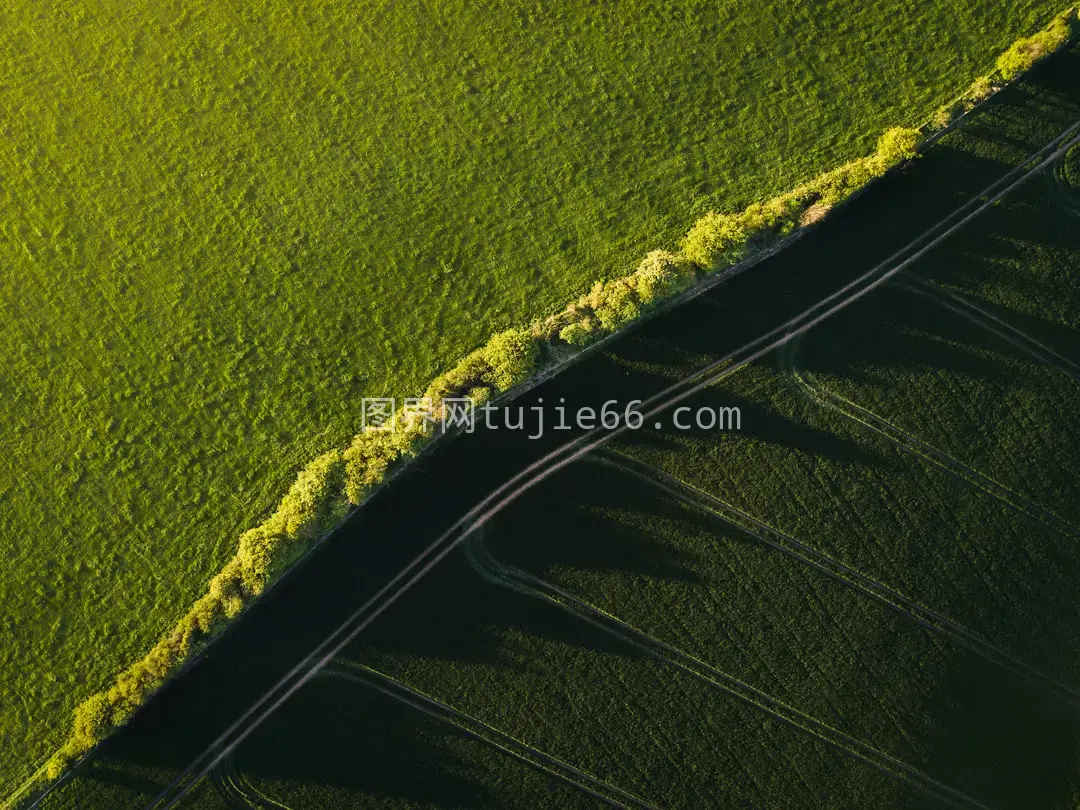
[425, 329, 539, 403]
[812, 157, 879, 206]
[592, 279, 642, 331]
[634, 250, 697, 305]
[481, 328, 539, 391]
[560, 320, 595, 346]
[45, 751, 71, 780]
[760, 193, 805, 236]
[872, 127, 922, 170]
[967, 75, 995, 103]
[343, 419, 424, 504]
[268, 450, 347, 541]
[680, 212, 750, 269]
[996, 11, 1073, 80]
[71, 692, 114, 752]
[208, 558, 246, 618]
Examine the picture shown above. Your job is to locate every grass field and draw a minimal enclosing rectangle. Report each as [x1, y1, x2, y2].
[25, 46, 1080, 809]
[2, 0, 1070, 793]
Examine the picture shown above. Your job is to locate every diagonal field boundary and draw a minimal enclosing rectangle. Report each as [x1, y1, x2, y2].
[137, 116, 1080, 810]
[464, 535, 988, 810]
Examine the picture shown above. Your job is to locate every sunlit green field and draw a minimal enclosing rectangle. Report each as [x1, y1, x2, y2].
[0, 0, 1068, 795]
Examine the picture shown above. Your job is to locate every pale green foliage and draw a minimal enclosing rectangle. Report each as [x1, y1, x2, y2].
[425, 353, 491, 402]
[997, 10, 1074, 79]
[426, 329, 539, 404]
[680, 212, 751, 269]
[591, 280, 643, 331]
[266, 450, 347, 541]
[560, 321, 595, 346]
[871, 127, 922, 171]
[70, 693, 112, 753]
[968, 75, 996, 102]
[544, 253, 695, 346]
[482, 329, 541, 391]
[634, 250, 697, 305]
[343, 417, 425, 505]
[812, 157, 882, 206]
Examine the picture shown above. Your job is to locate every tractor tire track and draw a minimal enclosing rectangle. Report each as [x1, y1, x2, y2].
[587, 449, 1080, 708]
[900, 278, 1080, 384]
[211, 753, 293, 810]
[785, 347, 1080, 545]
[464, 537, 987, 810]
[320, 661, 657, 810]
[1047, 144, 1080, 217]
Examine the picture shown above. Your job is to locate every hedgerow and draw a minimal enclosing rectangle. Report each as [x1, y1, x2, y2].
[43, 449, 354, 778]
[40, 8, 1079, 790]
[935, 9, 1077, 126]
[997, 9, 1075, 78]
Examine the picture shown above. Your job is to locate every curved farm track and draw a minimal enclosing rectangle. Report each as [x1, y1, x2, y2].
[213, 661, 658, 810]
[318, 662, 659, 810]
[1049, 143, 1080, 216]
[211, 753, 293, 810]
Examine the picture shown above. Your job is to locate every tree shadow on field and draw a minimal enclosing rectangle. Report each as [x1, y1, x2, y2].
[790, 279, 1078, 389]
[85, 534, 654, 806]
[480, 459, 721, 579]
[230, 675, 517, 809]
[612, 373, 885, 469]
[910, 642, 1080, 810]
[347, 540, 650, 667]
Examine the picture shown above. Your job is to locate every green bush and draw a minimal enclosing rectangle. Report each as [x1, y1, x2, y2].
[425, 328, 539, 403]
[871, 127, 922, 170]
[680, 212, 751, 269]
[967, 75, 995, 102]
[591, 279, 642, 331]
[634, 250, 697, 305]
[267, 450, 347, 541]
[996, 10, 1074, 80]
[70, 693, 114, 754]
[811, 157, 879, 206]
[343, 419, 425, 505]
[560, 320, 595, 346]
[481, 329, 540, 391]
